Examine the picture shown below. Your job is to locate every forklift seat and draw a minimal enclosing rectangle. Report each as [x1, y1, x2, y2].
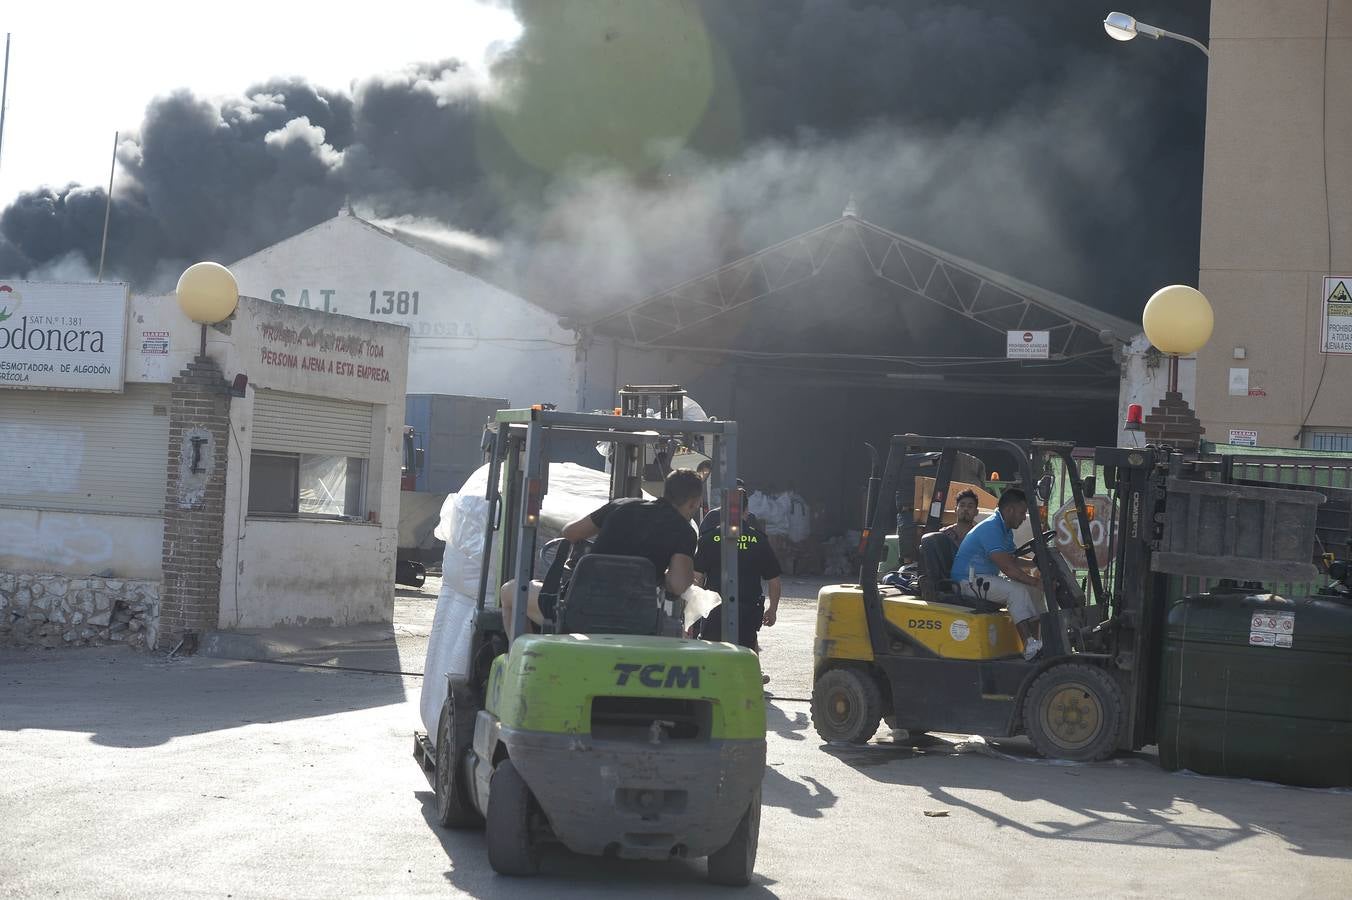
[918, 531, 1003, 614]
[917, 532, 961, 602]
[557, 554, 661, 636]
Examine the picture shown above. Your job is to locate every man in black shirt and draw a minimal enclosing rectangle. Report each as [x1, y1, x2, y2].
[693, 491, 782, 655]
[502, 469, 704, 638]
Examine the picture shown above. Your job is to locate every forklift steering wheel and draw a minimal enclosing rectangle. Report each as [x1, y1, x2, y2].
[1014, 530, 1086, 608]
[1014, 530, 1056, 557]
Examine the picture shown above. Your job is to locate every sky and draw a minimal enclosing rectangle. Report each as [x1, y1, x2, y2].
[0, 0, 521, 210]
[0, 1, 1210, 323]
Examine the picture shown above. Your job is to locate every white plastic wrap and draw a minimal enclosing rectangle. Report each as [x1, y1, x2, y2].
[748, 489, 811, 541]
[681, 584, 723, 631]
[682, 394, 710, 422]
[786, 493, 811, 542]
[420, 461, 623, 740]
[422, 465, 491, 739]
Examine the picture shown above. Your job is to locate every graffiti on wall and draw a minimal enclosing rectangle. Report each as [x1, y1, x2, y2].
[0, 425, 84, 494]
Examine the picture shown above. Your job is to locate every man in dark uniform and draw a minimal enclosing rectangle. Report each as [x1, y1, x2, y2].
[502, 469, 704, 637]
[693, 489, 782, 676]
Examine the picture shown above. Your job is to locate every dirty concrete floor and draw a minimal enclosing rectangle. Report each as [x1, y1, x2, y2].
[3, 577, 1350, 899]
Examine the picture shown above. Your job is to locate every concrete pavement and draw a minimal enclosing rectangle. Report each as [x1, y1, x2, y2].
[3, 578, 1349, 898]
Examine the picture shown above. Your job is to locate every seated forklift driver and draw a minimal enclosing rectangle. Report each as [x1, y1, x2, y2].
[951, 487, 1046, 660]
[500, 469, 704, 639]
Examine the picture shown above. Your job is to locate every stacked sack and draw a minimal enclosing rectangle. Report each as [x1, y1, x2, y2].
[419, 463, 627, 741]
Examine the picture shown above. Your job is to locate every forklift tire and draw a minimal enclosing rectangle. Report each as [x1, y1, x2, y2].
[1022, 664, 1125, 762]
[434, 702, 481, 829]
[486, 760, 541, 877]
[707, 788, 761, 887]
[811, 668, 883, 744]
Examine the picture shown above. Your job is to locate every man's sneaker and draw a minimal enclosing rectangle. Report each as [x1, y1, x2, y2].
[1022, 637, 1043, 661]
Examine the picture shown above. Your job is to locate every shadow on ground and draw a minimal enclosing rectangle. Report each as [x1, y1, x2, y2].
[818, 731, 1352, 860]
[415, 790, 783, 897]
[0, 646, 411, 749]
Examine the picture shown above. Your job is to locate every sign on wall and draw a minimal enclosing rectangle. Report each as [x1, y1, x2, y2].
[0, 282, 128, 391]
[1229, 429, 1258, 447]
[1052, 495, 1115, 570]
[1006, 330, 1050, 359]
[266, 287, 477, 344]
[1320, 277, 1352, 353]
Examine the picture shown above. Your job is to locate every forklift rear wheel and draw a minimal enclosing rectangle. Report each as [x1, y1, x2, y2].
[1022, 664, 1125, 762]
[811, 668, 883, 744]
[707, 788, 761, 886]
[434, 700, 481, 829]
[486, 760, 541, 876]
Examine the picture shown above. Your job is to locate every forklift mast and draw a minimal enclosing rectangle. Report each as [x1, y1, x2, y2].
[1095, 446, 1172, 750]
[477, 406, 744, 646]
[618, 384, 686, 421]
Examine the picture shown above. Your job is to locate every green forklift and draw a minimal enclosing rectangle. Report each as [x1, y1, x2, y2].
[812, 435, 1347, 776]
[413, 403, 767, 884]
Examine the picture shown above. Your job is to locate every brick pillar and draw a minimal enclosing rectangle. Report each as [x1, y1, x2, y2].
[1143, 390, 1206, 450]
[159, 355, 230, 652]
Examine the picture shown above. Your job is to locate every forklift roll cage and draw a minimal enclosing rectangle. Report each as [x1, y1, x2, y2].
[476, 408, 745, 645]
[858, 436, 1106, 662]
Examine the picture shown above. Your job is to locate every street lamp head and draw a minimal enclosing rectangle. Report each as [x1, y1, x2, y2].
[1104, 12, 1139, 41]
[176, 261, 239, 324]
[1142, 285, 1213, 356]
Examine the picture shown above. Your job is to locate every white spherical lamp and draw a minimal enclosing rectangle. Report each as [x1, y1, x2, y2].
[176, 262, 239, 324]
[1142, 285, 1213, 355]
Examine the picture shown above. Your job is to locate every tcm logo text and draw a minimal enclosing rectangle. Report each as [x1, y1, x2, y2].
[613, 663, 701, 689]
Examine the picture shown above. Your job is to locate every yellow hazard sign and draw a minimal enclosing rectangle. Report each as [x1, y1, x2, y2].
[1322, 277, 1352, 353]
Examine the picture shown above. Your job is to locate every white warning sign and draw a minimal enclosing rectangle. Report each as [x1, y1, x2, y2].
[1006, 330, 1050, 359]
[1249, 611, 1295, 648]
[1320, 277, 1352, 354]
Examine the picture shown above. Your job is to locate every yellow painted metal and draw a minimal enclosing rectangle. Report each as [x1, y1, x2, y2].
[815, 584, 1023, 665]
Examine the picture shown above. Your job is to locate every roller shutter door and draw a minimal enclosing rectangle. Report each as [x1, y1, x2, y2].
[0, 385, 171, 515]
[252, 390, 373, 458]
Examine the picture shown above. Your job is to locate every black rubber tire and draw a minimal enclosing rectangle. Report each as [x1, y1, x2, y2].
[1022, 663, 1125, 762]
[707, 789, 761, 887]
[485, 760, 540, 876]
[434, 701, 481, 829]
[811, 668, 883, 744]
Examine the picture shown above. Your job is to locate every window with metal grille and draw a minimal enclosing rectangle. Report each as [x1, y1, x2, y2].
[1304, 432, 1352, 452]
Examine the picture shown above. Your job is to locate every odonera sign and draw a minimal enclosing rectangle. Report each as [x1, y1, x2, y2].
[0, 281, 129, 391]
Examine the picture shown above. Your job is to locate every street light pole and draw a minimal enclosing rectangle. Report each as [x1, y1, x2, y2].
[1140, 285, 1214, 450]
[1104, 11, 1210, 58]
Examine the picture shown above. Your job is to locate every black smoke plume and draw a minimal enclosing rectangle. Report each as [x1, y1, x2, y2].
[0, 1, 1209, 322]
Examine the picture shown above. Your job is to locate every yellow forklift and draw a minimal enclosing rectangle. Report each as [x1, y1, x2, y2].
[811, 434, 1352, 777]
[813, 436, 1122, 759]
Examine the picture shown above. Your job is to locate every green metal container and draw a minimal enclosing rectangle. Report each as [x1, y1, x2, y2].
[1158, 591, 1352, 787]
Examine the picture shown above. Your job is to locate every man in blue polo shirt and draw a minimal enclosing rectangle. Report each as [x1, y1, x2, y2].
[951, 487, 1046, 660]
